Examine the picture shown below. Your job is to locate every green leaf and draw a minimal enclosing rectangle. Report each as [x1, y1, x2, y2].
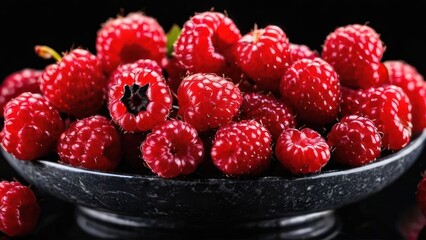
[167, 24, 181, 57]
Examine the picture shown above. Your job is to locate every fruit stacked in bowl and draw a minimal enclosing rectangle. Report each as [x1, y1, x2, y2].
[1, 10, 425, 180]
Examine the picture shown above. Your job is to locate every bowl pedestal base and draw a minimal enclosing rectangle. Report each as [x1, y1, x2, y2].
[76, 206, 340, 239]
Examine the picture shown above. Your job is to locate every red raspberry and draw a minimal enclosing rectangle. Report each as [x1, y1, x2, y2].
[280, 58, 340, 126]
[162, 57, 187, 94]
[177, 73, 243, 132]
[240, 93, 296, 140]
[340, 85, 412, 150]
[108, 70, 172, 132]
[289, 43, 319, 62]
[37, 47, 107, 118]
[327, 115, 382, 167]
[211, 120, 272, 176]
[141, 120, 204, 178]
[173, 11, 241, 75]
[1, 93, 64, 160]
[57, 115, 121, 171]
[384, 60, 426, 134]
[275, 128, 330, 175]
[96, 12, 166, 74]
[109, 59, 163, 88]
[235, 25, 291, 92]
[0, 69, 41, 117]
[0, 181, 40, 237]
[322, 24, 386, 89]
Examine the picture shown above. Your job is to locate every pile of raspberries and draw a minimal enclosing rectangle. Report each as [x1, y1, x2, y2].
[1, 10, 426, 237]
[1, 11, 425, 179]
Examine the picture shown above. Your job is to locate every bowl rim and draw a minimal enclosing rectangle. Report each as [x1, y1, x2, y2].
[3, 130, 426, 183]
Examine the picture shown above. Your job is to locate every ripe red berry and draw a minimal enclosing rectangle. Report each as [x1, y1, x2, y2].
[280, 58, 340, 126]
[322, 24, 386, 89]
[275, 128, 330, 175]
[240, 92, 295, 140]
[38, 47, 107, 118]
[141, 120, 204, 178]
[177, 73, 243, 132]
[384, 60, 426, 134]
[211, 120, 272, 176]
[0, 69, 42, 117]
[57, 115, 121, 171]
[327, 115, 382, 167]
[289, 43, 318, 62]
[0, 181, 40, 237]
[173, 11, 241, 75]
[1, 93, 64, 160]
[162, 56, 187, 94]
[96, 12, 167, 74]
[340, 85, 412, 150]
[235, 25, 291, 92]
[109, 59, 163, 88]
[108, 70, 172, 132]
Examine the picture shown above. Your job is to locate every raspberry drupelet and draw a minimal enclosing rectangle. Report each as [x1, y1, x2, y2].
[108, 69, 172, 132]
[141, 120, 204, 178]
[57, 115, 121, 171]
[1, 92, 64, 160]
[109, 59, 163, 89]
[289, 43, 319, 63]
[177, 73, 243, 132]
[211, 120, 272, 176]
[96, 12, 167, 74]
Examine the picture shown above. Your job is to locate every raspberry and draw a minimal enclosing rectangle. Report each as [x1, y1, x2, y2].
[1, 93, 64, 160]
[417, 176, 426, 218]
[340, 85, 412, 150]
[96, 12, 167, 74]
[141, 120, 204, 178]
[109, 59, 163, 89]
[177, 73, 243, 132]
[37, 46, 107, 118]
[240, 93, 295, 140]
[275, 128, 330, 175]
[384, 60, 426, 134]
[0, 181, 40, 237]
[57, 115, 121, 171]
[162, 57, 187, 94]
[173, 11, 241, 75]
[0, 69, 42, 117]
[289, 43, 319, 62]
[327, 115, 382, 167]
[108, 70, 172, 132]
[211, 120, 272, 176]
[235, 25, 291, 92]
[280, 58, 340, 126]
[322, 24, 386, 89]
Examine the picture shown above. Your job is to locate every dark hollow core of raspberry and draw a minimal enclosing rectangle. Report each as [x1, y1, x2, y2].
[121, 83, 150, 114]
[120, 44, 150, 64]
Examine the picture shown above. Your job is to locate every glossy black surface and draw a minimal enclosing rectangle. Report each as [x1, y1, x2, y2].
[2, 131, 426, 227]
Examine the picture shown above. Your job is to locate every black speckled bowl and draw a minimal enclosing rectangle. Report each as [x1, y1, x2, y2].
[2, 131, 426, 239]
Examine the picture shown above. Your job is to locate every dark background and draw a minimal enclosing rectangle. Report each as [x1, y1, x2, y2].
[1, 0, 426, 239]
